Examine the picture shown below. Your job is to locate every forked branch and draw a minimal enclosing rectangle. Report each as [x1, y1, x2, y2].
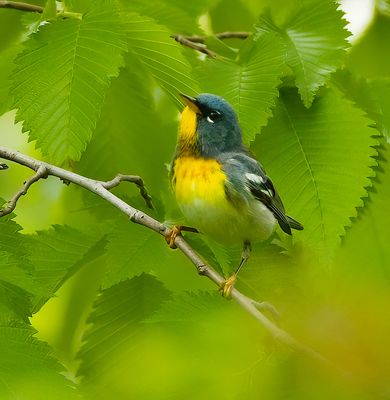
[172, 31, 250, 57]
[0, 146, 333, 370]
[0, 165, 47, 217]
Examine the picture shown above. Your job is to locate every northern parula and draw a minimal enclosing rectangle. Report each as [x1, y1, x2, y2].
[169, 93, 303, 296]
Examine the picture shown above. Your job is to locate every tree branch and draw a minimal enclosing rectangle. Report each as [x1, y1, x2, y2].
[0, 146, 334, 370]
[0, 165, 47, 217]
[171, 35, 217, 58]
[184, 31, 251, 43]
[101, 174, 153, 209]
[172, 31, 250, 56]
[0, 1, 43, 13]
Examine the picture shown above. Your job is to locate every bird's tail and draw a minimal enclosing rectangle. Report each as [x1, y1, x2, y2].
[287, 215, 304, 231]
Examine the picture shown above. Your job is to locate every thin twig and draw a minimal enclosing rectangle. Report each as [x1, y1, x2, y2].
[171, 35, 217, 58]
[216, 31, 250, 40]
[0, 1, 43, 13]
[0, 165, 47, 217]
[0, 1, 82, 18]
[184, 31, 251, 43]
[101, 174, 153, 209]
[0, 146, 333, 370]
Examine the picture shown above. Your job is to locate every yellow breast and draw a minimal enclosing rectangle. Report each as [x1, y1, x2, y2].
[172, 157, 227, 205]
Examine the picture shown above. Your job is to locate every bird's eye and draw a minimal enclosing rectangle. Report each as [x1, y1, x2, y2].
[206, 111, 221, 124]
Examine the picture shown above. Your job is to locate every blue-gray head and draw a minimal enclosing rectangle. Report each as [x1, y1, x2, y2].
[178, 93, 244, 157]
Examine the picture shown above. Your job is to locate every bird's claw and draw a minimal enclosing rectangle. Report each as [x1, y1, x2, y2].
[219, 274, 237, 298]
[165, 226, 182, 249]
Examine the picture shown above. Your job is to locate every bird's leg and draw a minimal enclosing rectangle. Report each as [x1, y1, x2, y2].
[165, 225, 199, 249]
[220, 240, 251, 297]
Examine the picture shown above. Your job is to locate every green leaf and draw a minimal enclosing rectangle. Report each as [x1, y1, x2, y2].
[168, 0, 220, 17]
[26, 225, 101, 311]
[256, 0, 349, 107]
[0, 44, 21, 116]
[369, 79, 390, 141]
[203, 36, 238, 59]
[252, 87, 378, 262]
[197, 32, 284, 142]
[0, 324, 80, 400]
[124, 12, 200, 106]
[0, 9, 24, 53]
[347, 13, 390, 79]
[0, 209, 39, 322]
[77, 62, 174, 193]
[147, 290, 229, 323]
[121, 0, 202, 35]
[78, 274, 171, 395]
[12, 0, 127, 164]
[0, 212, 26, 259]
[103, 217, 169, 288]
[209, 0, 256, 35]
[42, 0, 57, 20]
[0, 252, 34, 322]
[62, 0, 92, 13]
[332, 70, 390, 140]
[334, 141, 390, 283]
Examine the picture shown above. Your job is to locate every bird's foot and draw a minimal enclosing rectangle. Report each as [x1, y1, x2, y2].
[219, 274, 237, 298]
[165, 226, 182, 249]
[165, 225, 199, 249]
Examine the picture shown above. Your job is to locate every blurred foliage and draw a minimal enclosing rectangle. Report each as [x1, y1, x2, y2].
[0, 0, 390, 399]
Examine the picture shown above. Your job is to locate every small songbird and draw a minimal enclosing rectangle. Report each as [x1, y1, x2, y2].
[169, 93, 303, 296]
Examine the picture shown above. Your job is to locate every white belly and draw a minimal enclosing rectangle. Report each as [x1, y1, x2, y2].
[179, 198, 276, 245]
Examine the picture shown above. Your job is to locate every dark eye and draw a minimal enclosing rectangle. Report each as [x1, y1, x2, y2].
[206, 111, 221, 124]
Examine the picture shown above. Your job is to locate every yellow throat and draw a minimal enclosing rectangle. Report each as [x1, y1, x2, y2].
[178, 106, 198, 154]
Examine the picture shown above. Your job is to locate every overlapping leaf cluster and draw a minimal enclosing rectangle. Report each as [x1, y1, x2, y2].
[0, 0, 390, 398]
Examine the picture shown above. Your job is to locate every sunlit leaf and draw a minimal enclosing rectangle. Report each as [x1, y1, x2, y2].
[124, 12, 200, 106]
[77, 62, 173, 193]
[197, 32, 284, 142]
[256, 0, 349, 107]
[121, 0, 202, 35]
[12, 0, 127, 164]
[252, 88, 378, 262]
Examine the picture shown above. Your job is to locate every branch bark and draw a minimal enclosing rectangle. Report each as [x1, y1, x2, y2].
[171, 35, 217, 58]
[0, 145, 334, 370]
[0, 165, 47, 217]
[172, 31, 250, 57]
[0, 1, 43, 13]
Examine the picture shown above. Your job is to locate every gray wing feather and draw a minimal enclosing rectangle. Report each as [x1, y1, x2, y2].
[219, 152, 303, 235]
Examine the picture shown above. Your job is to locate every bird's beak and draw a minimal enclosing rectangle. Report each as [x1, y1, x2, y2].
[180, 93, 201, 113]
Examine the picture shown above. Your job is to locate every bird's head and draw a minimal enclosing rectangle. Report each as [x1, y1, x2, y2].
[177, 93, 243, 157]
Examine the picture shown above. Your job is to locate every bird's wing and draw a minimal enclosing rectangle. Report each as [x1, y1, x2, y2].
[220, 152, 303, 235]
